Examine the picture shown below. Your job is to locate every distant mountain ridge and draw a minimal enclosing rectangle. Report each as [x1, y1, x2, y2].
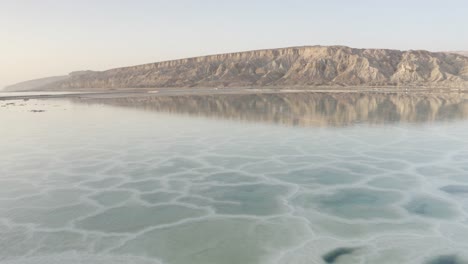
[452, 51, 468, 57]
[4, 75, 69, 91]
[4, 71, 95, 91]
[8, 46, 468, 91]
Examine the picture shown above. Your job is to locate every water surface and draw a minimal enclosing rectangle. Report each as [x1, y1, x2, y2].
[1, 92, 468, 264]
[0, 91, 87, 98]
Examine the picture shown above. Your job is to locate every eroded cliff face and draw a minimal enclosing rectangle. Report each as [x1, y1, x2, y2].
[49, 46, 468, 89]
[73, 92, 468, 126]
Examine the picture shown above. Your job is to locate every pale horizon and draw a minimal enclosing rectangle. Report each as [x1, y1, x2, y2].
[1, 0, 467, 89]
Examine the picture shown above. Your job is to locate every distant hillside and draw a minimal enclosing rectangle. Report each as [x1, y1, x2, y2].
[45, 46, 468, 90]
[4, 71, 95, 91]
[10, 46, 468, 91]
[4, 75, 69, 91]
[452, 51, 468, 57]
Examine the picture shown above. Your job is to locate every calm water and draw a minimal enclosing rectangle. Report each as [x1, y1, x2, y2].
[1, 92, 468, 264]
[0, 91, 87, 97]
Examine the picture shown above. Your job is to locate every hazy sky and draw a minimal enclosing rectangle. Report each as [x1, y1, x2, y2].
[1, 0, 467, 88]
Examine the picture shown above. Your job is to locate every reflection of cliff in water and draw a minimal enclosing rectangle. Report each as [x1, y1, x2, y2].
[74, 92, 468, 127]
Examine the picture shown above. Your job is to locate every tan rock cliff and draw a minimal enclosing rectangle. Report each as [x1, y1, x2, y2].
[29, 46, 468, 89]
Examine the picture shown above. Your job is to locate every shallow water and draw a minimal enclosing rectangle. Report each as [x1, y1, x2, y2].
[1, 92, 468, 264]
[0, 91, 87, 98]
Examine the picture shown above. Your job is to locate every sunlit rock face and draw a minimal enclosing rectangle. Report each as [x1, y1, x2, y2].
[48, 46, 468, 89]
[74, 92, 468, 126]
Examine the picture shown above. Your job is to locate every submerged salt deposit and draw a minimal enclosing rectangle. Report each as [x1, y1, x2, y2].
[1, 93, 468, 264]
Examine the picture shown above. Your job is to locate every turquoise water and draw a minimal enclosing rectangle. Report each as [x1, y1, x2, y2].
[1, 93, 468, 264]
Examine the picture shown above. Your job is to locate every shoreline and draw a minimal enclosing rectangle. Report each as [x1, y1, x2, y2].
[1, 87, 467, 101]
